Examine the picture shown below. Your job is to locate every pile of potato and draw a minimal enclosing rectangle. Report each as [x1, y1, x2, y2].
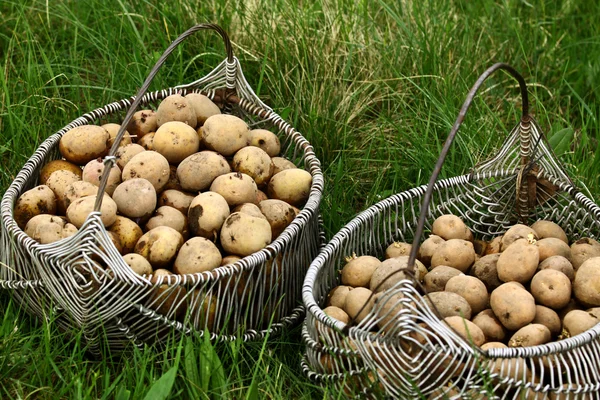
[324, 214, 600, 351]
[14, 93, 312, 290]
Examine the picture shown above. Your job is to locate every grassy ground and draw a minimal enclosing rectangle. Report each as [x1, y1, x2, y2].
[1, 0, 599, 398]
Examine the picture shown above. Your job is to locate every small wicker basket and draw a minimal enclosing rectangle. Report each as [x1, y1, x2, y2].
[0, 24, 324, 355]
[302, 63, 600, 399]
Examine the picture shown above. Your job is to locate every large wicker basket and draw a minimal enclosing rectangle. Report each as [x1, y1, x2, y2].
[0, 24, 324, 355]
[302, 63, 600, 399]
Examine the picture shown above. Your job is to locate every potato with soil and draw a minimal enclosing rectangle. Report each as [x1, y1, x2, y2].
[484, 236, 502, 255]
[374, 292, 405, 330]
[233, 203, 266, 220]
[185, 93, 220, 126]
[66, 195, 117, 228]
[530, 269, 571, 310]
[344, 287, 375, 324]
[46, 170, 82, 214]
[570, 238, 600, 270]
[341, 256, 382, 288]
[530, 220, 568, 244]
[177, 151, 230, 192]
[156, 94, 197, 128]
[82, 158, 121, 196]
[490, 282, 536, 330]
[14, 185, 57, 229]
[496, 238, 539, 283]
[271, 157, 297, 175]
[470, 253, 503, 291]
[258, 199, 296, 238]
[173, 237, 222, 274]
[445, 275, 488, 314]
[417, 235, 445, 266]
[163, 165, 182, 191]
[232, 146, 274, 186]
[220, 212, 272, 256]
[327, 286, 352, 309]
[149, 269, 187, 318]
[532, 305, 561, 337]
[323, 306, 350, 325]
[126, 109, 157, 140]
[267, 169, 312, 207]
[102, 123, 132, 148]
[25, 214, 77, 244]
[221, 255, 242, 266]
[115, 144, 145, 170]
[40, 160, 82, 185]
[153, 121, 200, 164]
[135, 226, 184, 269]
[112, 178, 156, 219]
[187, 192, 230, 240]
[538, 255, 574, 281]
[430, 239, 476, 272]
[62, 181, 100, 212]
[385, 242, 412, 259]
[472, 309, 506, 342]
[536, 237, 571, 262]
[424, 265, 463, 293]
[500, 224, 538, 251]
[248, 129, 281, 157]
[508, 324, 551, 347]
[137, 132, 154, 150]
[123, 253, 153, 276]
[121, 151, 170, 193]
[426, 292, 472, 319]
[59, 125, 110, 165]
[573, 257, 600, 306]
[444, 316, 485, 346]
[159, 190, 195, 215]
[562, 310, 599, 337]
[202, 114, 249, 156]
[432, 214, 473, 241]
[210, 172, 258, 207]
[109, 216, 143, 254]
[370, 256, 426, 293]
[146, 206, 188, 239]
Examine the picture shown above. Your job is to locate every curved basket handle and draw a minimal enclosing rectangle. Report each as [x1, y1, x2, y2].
[93, 23, 234, 212]
[406, 63, 530, 272]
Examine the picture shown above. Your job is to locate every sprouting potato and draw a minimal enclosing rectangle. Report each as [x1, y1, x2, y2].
[500, 224, 538, 251]
[508, 324, 551, 347]
[385, 242, 412, 259]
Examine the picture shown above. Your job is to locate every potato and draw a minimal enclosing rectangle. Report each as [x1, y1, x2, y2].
[123, 253, 153, 276]
[327, 286, 352, 309]
[177, 151, 230, 192]
[501, 224, 538, 251]
[233, 203, 266, 220]
[373, 292, 406, 331]
[185, 93, 220, 126]
[104, 231, 123, 255]
[14, 185, 57, 229]
[102, 123, 132, 148]
[158, 190, 195, 215]
[210, 172, 258, 207]
[508, 324, 551, 347]
[558, 299, 579, 321]
[423, 265, 463, 293]
[562, 310, 599, 337]
[220, 212, 272, 256]
[490, 283, 536, 330]
[137, 132, 155, 150]
[66, 195, 117, 228]
[59, 125, 110, 165]
[146, 206, 188, 239]
[232, 147, 274, 187]
[497, 238, 539, 283]
[430, 239, 476, 272]
[271, 157, 297, 175]
[473, 239, 488, 257]
[431, 214, 473, 241]
[530, 220, 568, 244]
[370, 256, 425, 293]
[24, 214, 76, 244]
[156, 94, 197, 128]
[153, 121, 200, 164]
[112, 178, 156, 219]
[470, 253, 503, 291]
[187, 192, 230, 240]
[202, 114, 249, 156]
[484, 236, 502, 255]
[126, 109, 157, 140]
[530, 269, 571, 310]
[135, 226, 184, 269]
[570, 238, 600, 270]
[426, 292, 472, 319]
[109, 216, 143, 254]
[163, 165, 183, 191]
[258, 199, 296, 239]
[121, 151, 170, 192]
[115, 143, 145, 170]
[267, 169, 312, 207]
[444, 316, 485, 346]
[82, 158, 121, 196]
[62, 181, 100, 213]
[248, 129, 281, 157]
[482, 342, 532, 384]
[341, 256, 382, 288]
[256, 190, 268, 204]
[445, 275, 488, 314]
[472, 309, 506, 342]
[344, 287, 375, 324]
[587, 308, 600, 320]
[538, 255, 574, 281]
[173, 237, 222, 274]
[532, 305, 561, 337]
[573, 257, 600, 306]
[385, 242, 412, 259]
[536, 237, 571, 262]
[417, 234, 445, 266]
[323, 306, 350, 325]
[40, 160, 82, 185]
[46, 170, 82, 214]
[149, 269, 187, 318]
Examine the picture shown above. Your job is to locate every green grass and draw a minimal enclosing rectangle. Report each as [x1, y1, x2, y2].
[1, 0, 599, 398]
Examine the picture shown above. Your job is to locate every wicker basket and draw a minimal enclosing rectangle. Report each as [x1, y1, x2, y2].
[0, 24, 324, 355]
[302, 63, 600, 399]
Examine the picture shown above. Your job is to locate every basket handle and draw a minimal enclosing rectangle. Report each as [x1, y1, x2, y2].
[93, 23, 234, 212]
[406, 62, 530, 273]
